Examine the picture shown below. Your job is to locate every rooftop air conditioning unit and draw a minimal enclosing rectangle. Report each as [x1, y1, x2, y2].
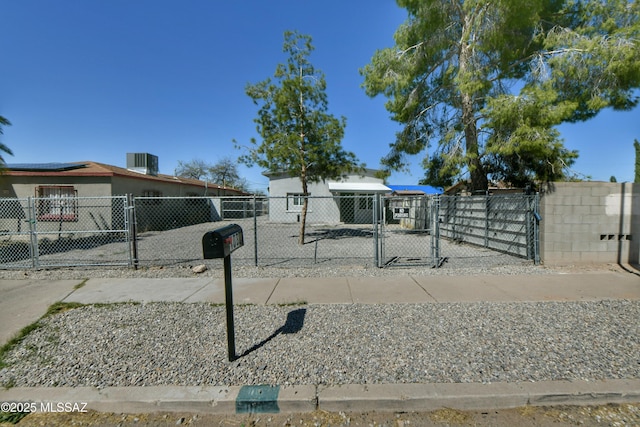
[126, 153, 158, 176]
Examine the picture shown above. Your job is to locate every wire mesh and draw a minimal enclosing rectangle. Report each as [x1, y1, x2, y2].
[379, 196, 435, 267]
[0, 193, 540, 270]
[255, 196, 376, 267]
[0, 198, 34, 268]
[0, 196, 131, 268]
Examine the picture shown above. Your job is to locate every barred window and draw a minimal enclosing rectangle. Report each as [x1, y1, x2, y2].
[36, 186, 78, 221]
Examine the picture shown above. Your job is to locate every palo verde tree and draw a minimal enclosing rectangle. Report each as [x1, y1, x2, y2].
[0, 115, 13, 168]
[237, 30, 361, 244]
[362, 0, 640, 191]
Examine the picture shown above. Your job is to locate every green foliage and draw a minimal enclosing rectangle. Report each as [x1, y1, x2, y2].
[238, 31, 360, 183]
[237, 31, 362, 243]
[362, 0, 640, 191]
[0, 115, 13, 167]
[419, 154, 458, 189]
[635, 139, 640, 183]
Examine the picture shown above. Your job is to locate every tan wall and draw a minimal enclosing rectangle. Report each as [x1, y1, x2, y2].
[540, 182, 640, 266]
[111, 176, 238, 197]
[0, 176, 117, 234]
[1, 176, 112, 198]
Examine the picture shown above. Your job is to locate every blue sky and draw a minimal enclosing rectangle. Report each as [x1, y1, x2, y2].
[1, 1, 638, 193]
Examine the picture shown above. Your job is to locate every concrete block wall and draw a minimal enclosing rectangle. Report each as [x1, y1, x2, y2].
[540, 182, 639, 265]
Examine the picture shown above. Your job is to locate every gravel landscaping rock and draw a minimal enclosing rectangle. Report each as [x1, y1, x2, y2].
[1, 300, 638, 388]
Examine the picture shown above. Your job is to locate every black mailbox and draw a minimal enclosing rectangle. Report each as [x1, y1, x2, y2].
[203, 224, 244, 259]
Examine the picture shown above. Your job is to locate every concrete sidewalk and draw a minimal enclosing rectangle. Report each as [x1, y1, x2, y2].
[0, 270, 638, 415]
[61, 270, 640, 306]
[2, 270, 639, 346]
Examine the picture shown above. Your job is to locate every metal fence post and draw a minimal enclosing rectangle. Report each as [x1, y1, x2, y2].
[484, 196, 490, 248]
[27, 197, 39, 268]
[534, 193, 541, 265]
[253, 194, 258, 267]
[373, 194, 379, 267]
[431, 195, 441, 267]
[129, 194, 139, 269]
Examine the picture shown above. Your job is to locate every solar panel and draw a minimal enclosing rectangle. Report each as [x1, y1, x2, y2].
[6, 163, 86, 172]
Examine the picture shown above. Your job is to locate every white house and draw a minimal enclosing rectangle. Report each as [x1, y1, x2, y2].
[264, 169, 390, 224]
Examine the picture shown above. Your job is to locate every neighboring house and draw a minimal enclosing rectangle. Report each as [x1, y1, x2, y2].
[0, 153, 248, 232]
[385, 185, 442, 229]
[264, 169, 390, 224]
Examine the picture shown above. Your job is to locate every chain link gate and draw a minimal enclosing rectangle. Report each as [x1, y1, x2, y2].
[0, 196, 132, 268]
[378, 195, 439, 267]
[378, 194, 540, 268]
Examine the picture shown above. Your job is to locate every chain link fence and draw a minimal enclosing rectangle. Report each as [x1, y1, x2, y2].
[0, 194, 539, 270]
[0, 196, 131, 269]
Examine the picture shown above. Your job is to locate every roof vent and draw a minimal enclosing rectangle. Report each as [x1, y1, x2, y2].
[126, 153, 158, 176]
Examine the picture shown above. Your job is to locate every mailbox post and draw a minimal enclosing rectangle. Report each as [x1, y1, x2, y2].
[203, 224, 244, 361]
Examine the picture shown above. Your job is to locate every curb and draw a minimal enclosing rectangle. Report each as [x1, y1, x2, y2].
[1, 380, 639, 415]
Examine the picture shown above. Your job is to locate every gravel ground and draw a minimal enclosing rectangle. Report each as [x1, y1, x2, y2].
[2, 262, 553, 280]
[1, 299, 639, 388]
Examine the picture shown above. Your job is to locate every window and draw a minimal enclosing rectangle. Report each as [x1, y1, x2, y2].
[358, 194, 373, 210]
[36, 186, 78, 221]
[287, 193, 307, 211]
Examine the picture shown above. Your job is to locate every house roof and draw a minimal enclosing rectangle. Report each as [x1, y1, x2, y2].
[327, 182, 391, 193]
[386, 184, 442, 194]
[5, 161, 249, 195]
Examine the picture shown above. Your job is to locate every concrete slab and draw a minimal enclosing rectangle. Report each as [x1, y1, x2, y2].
[348, 277, 436, 303]
[520, 379, 640, 406]
[63, 278, 211, 304]
[412, 276, 515, 302]
[184, 278, 279, 305]
[0, 279, 82, 345]
[277, 385, 318, 413]
[96, 386, 237, 413]
[268, 277, 351, 304]
[488, 272, 640, 301]
[0, 385, 316, 415]
[413, 272, 640, 302]
[317, 383, 527, 412]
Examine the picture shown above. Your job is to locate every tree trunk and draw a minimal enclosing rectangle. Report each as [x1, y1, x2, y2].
[459, 24, 488, 193]
[463, 103, 488, 192]
[298, 176, 308, 245]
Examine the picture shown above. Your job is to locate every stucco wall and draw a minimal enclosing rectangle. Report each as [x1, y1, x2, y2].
[0, 176, 116, 234]
[2, 175, 112, 198]
[267, 171, 384, 224]
[540, 182, 640, 266]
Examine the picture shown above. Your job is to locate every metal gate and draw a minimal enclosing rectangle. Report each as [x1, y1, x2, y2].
[0, 196, 132, 269]
[378, 195, 439, 267]
[378, 194, 540, 268]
